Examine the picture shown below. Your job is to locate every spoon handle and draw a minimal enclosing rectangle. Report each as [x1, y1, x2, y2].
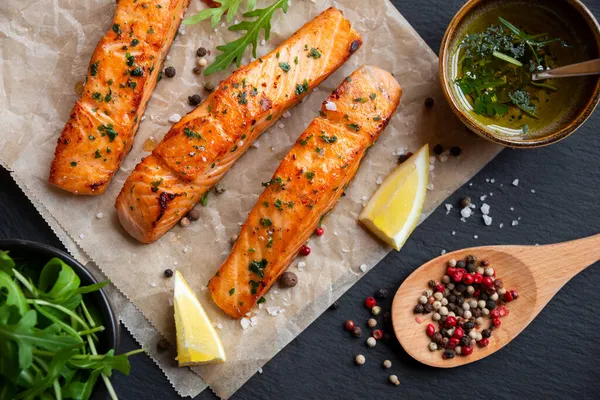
[533, 59, 600, 80]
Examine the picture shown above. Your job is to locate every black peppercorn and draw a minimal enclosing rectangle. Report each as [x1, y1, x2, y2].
[460, 336, 471, 347]
[413, 304, 424, 314]
[473, 308, 483, 318]
[279, 272, 298, 288]
[423, 303, 433, 313]
[384, 311, 391, 321]
[456, 260, 466, 269]
[204, 82, 215, 92]
[479, 292, 489, 301]
[486, 300, 497, 310]
[428, 280, 436, 288]
[482, 329, 492, 338]
[460, 197, 471, 208]
[164, 66, 176, 78]
[433, 144, 443, 155]
[448, 294, 457, 304]
[463, 321, 475, 331]
[466, 263, 477, 273]
[450, 146, 462, 157]
[441, 328, 452, 338]
[329, 301, 339, 310]
[424, 97, 435, 108]
[455, 309, 463, 317]
[193, 66, 202, 75]
[163, 269, 173, 278]
[375, 288, 389, 299]
[397, 153, 412, 164]
[196, 47, 208, 57]
[456, 296, 465, 306]
[455, 283, 466, 293]
[443, 349, 455, 359]
[441, 337, 449, 347]
[157, 338, 169, 352]
[466, 254, 477, 264]
[188, 94, 202, 106]
[494, 279, 504, 289]
[352, 326, 363, 338]
[432, 332, 443, 344]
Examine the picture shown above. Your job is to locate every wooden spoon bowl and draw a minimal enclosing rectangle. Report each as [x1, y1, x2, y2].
[392, 235, 600, 368]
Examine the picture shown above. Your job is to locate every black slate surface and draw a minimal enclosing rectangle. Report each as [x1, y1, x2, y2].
[2, 0, 600, 398]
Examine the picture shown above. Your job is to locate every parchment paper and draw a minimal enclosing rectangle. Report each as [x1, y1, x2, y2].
[0, 0, 502, 398]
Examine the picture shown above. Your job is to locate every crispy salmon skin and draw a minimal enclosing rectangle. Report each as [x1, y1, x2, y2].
[116, 7, 362, 243]
[209, 66, 402, 318]
[49, 0, 191, 195]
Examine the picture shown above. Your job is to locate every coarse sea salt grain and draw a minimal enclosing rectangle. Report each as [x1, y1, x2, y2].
[376, 176, 383, 185]
[452, 231, 456, 235]
[482, 215, 492, 226]
[240, 318, 251, 330]
[297, 261, 306, 271]
[251, 141, 260, 149]
[445, 204, 453, 214]
[480, 195, 487, 201]
[474, 235, 479, 239]
[360, 264, 368, 273]
[278, 123, 285, 129]
[79, 234, 85, 239]
[267, 306, 284, 316]
[324, 101, 337, 111]
[441, 249, 447, 255]
[217, 323, 223, 330]
[96, 212, 103, 219]
[531, 189, 536, 193]
[499, 223, 504, 228]
[460, 207, 472, 218]
[440, 155, 448, 162]
[283, 111, 291, 118]
[150, 282, 157, 287]
[168, 113, 182, 123]
[512, 179, 519, 186]
[512, 220, 519, 226]
[480, 203, 490, 215]
[427, 183, 434, 191]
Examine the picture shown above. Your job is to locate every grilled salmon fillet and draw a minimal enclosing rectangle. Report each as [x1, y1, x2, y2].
[49, 0, 191, 195]
[209, 65, 401, 318]
[116, 7, 362, 243]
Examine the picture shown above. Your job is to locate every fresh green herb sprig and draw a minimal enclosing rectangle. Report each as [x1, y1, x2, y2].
[184, 0, 289, 75]
[0, 251, 143, 400]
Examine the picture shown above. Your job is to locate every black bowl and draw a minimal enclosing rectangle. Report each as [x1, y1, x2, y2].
[0, 239, 119, 399]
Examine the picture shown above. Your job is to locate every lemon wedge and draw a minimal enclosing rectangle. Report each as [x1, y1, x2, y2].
[174, 271, 226, 366]
[359, 144, 429, 251]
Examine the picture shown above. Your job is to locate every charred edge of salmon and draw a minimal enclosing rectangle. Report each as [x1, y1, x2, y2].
[155, 192, 184, 225]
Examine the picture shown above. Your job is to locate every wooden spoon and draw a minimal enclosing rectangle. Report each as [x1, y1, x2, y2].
[391, 234, 600, 368]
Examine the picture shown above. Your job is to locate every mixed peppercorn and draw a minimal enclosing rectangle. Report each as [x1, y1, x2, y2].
[413, 254, 518, 359]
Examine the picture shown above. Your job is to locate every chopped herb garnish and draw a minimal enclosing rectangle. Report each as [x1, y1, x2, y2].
[201, 191, 209, 206]
[97, 124, 117, 141]
[353, 97, 367, 103]
[249, 259, 268, 278]
[257, 296, 266, 304]
[150, 178, 163, 192]
[320, 132, 338, 143]
[184, 127, 202, 139]
[299, 134, 313, 145]
[260, 218, 272, 228]
[294, 56, 298, 65]
[229, 287, 235, 295]
[112, 24, 122, 36]
[94, 149, 102, 158]
[262, 201, 269, 207]
[131, 39, 139, 46]
[347, 123, 360, 132]
[126, 52, 135, 67]
[130, 67, 143, 76]
[373, 116, 382, 121]
[92, 92, 101, 100]
[308, 48, 321, 59]
[70, 161, 77, 167]
[295, 79, 309, 96]
[274, 199, 283, 210]
[266, 236, 273, 248]
[249, 248, 256, 253]
[279, 62, 291, 72]
[370, 93, 376, 100]
[250, 280, 261, 295]
[90, 61, 99, 76]
[238, 91, 248, 105]
[266, 114, 273, 121]
[305, 171, 315, 180]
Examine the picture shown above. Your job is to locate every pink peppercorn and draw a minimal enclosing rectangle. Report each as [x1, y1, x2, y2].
[447, 267, 456, 275]
[478, 338, 489, 347]
[315, 227, 324, 236]
[510, 290, 519, 300]
[426, 324, 435, 337]
[372, 329, 383, 340]
[473, 273, 483, 284]
[481, 276, 494, 288]
[365, 297, 377, 309]
[452, 270, 464, 282]
[452, 327, 464, 339]
[493, 318, 502, 328]
[448, 337, 460, 348]
[299, 245, 311, 256]
[462, 345, 473, 356]
[462, 274, 474, 285]
[490, 309, 501, 319]
[434, 284, 445, 293]
[503, 291, 514, 302]
[345, 320, 355, 331]
[473, 289, 480, 297]
[445, 316, 457, 327]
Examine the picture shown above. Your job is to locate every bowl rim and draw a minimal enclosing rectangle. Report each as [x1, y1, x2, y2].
[439, 0, 600, 148]
[0, 239, 119, 350]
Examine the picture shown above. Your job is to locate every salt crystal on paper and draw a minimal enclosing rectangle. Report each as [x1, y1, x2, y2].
[512, 179, 519, 186]
[95, 212, 103, 219]
[168, 114, 182, 123]
[283, 111, 291, 118]
[460, 207, 472, 218]
[485, 178, 490, 183]
[258, 368, 263, 374]
[79, 234, 85, 239]
[427, 183, 434, 191]
[150, 282, 157, 287]
[278, 123, 285, 129]
[510, 207, 515, 211]
[266, 306, 284, 316]
[260, 39, 266, 46]
[482, 215, 492, 226]
[324, 101, 337, 111]
[376, 176, 383, 185]
[173, 261, 178, 266]
[297, 261, 306, 272]
[217, 323, 223, 330]
[183, 247, 189, 253]
[240, 318, 251, 330]
[251, 141, 260, 148]
[250, 317, 258, 327]
[469, 203, 476, 209]
[490, 179, 495, 183]
[360, 264, 367, 273]
[480, 203, 490, 215]
[342, 248, 350, 253]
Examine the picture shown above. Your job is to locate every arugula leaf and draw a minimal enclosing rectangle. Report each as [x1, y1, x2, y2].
[0, 271, 28, 316]
[62, 369, 102, 400]
[38, 258, 80, 300]
[0, 251, 15, 276]
[204, 0, 289, 75]
[67, 350, 131, 376]
[183, 0, 256, 27]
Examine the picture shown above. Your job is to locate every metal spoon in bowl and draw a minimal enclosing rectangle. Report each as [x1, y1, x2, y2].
[533, 58, 600, 80]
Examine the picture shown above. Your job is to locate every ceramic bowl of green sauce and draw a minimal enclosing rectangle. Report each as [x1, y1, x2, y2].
[440, 0, 600, 147]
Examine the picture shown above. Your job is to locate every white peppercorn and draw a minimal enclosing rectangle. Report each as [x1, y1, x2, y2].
[432, 301, 442, 310]
[484, 267, 495, 276]
[482, 308, 490, 316]
[469, 299, 478, 308]
[383, 360, 392, 369]
[475, 317, 485, 326]
[476, 333, 483, 341]
[355, 354, 366, 365]
[439, 306, 448, 316]
[371, 306, 382, 316]
[442, 275, 451, 283]
[423, 289, 433, 297]
[455, 346, 462, 355]
[180, 217, 191, 227]
[230, 234, 238, 245]
[448, 258, 457, 267]
[389, 375, 400, 386]
[490, 293, 499, 301]
[466, 285, 475, 295]
[434, 292, 444, 301]
[478, 300, 487, 309]
[440, 298, 448, 306]
[446, 283, 455, 290]
[476, 267, 485, 274]
[448, 311, 456, 317]
[418, 295, 428, 304]
[443, 288, 450, 296]
[196, 57, 208, 67]
[462, 302, 470, 311]
[368, 318, 377, 328]
[469, 330, 477, 339]
[432, 312, 441, 321]
[428, 342, 438, 351]
[497, 287, 506, 296]
[463, 310, 472, 319]
[366, 337, 377, 348]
